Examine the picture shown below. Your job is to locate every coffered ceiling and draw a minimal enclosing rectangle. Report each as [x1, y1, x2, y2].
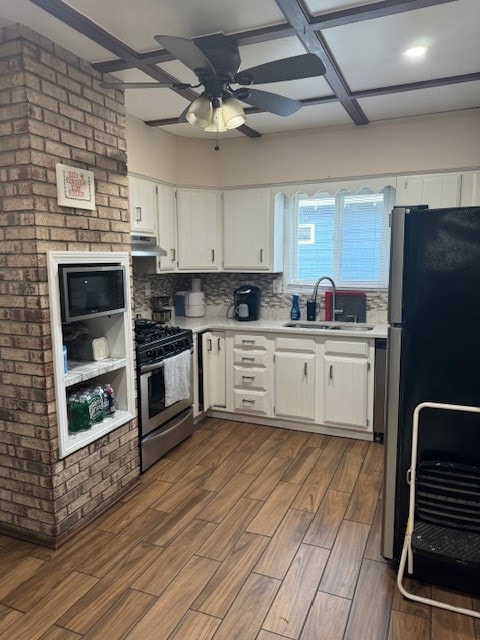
[0, 0, 478, 140]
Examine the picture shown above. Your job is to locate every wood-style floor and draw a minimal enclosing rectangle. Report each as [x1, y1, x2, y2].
[1, 417, 479, 640]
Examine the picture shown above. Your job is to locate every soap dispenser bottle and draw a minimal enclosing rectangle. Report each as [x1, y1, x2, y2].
[290, 294, 301, 320]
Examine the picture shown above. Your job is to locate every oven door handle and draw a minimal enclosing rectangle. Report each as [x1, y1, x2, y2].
[141, 361, 164, 374]
[140, 348, 193, 374]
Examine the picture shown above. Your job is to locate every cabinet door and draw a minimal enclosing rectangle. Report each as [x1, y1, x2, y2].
[202, 331, 226, 409]
[223, 188, 271, 270]
[322, 356, 369, 429]
[129, 176, 157, 235]
[157, 184, 177, 272]
[396, 174, 462, 208]
[274, 352, 316, 421]
[460, 171, 480, 206]
[177, 189, 221, 270]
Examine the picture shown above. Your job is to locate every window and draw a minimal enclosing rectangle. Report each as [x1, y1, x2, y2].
[285, 186, 394, 290]
[298, 223, 315, 244]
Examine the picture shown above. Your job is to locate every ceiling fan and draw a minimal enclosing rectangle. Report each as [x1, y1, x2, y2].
[101, 33, 326, 132]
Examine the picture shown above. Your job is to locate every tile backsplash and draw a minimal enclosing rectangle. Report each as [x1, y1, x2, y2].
[132, 269, 388, 324]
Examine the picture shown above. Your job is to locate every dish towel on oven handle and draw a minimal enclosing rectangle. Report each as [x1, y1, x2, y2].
[164, 349, 191, 407]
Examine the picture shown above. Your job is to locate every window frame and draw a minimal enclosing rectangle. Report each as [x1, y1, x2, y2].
[283, 184, 395, 293]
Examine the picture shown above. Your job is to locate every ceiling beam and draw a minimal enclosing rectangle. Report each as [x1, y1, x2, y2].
[92, 50, 175, 74]
[28, 0, 195, 101]
[29, 0, 470, 135]
[146, 69, 480, 127]
[309, 0, 459, 30]
[273, 0, 369, 125]
[93, 0, 457, 74]
[352, 71, 480, 98]
[92, 23, 296, 74]
[27, 0, 264, 138]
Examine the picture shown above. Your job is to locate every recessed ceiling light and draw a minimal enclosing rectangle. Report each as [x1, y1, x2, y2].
[404, 45, 429, 58]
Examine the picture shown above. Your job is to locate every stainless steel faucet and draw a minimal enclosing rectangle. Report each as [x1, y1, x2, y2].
[311, 276, 340, 321]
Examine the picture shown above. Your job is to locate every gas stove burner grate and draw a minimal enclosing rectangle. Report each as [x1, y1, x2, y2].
[134, 319, 189, 345]
[134, 320, 193, 369]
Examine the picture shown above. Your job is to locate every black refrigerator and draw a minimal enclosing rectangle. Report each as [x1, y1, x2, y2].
[382, 205, 480, 593]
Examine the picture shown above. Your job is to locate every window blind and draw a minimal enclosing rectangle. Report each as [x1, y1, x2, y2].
[285, 186, 394, 290]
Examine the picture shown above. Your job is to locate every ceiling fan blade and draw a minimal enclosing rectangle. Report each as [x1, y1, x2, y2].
[177, 104, 191, 124]
[154, 35, 215, 74]
[100, 82, 175, 89]
[236, 54, 326, 85]
[235, 88, 302, 116]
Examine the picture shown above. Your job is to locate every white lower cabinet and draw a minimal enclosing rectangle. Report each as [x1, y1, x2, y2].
[231, 332, 269, 416]
[273, 337, 316, 421]
[204, 330, 374, 437]
[202, 331, 227, 410]
[318, 339, 373, 431]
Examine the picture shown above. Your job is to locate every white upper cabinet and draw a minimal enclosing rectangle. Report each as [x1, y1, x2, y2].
[157, 183, 177, 272]
[395, 173, 462, 209]
[129, 175, 158, 236]
[223, 188, 283, 272]
[460, 171, 480, 206]
[176, 188, 222, 271]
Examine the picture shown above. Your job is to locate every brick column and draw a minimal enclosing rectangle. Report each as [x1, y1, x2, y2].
[0, 25, 139, 547]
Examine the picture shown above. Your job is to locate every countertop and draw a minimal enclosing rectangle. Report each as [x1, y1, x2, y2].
[170, 315, 388, 339]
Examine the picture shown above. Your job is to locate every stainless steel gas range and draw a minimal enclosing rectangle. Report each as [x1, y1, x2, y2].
[134, 319, 194, 472]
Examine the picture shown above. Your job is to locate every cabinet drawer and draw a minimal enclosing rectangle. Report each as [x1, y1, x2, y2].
[233, 390, 269, 415]
[275, 336, 316, 352]
[233, 366, 267, 391]
[324, 340, 369, 357]
[233, 334, 267, 349]
[233, 348, 268, 367]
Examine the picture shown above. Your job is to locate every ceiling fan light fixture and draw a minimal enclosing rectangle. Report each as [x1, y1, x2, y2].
[222, 96, 246, 129]
[185, 95, 212, 127]
[204, 106, 228, 132]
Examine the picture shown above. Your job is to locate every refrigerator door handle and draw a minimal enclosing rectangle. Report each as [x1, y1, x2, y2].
[382, 325, 403, 560]
[388, 207, 407, 325]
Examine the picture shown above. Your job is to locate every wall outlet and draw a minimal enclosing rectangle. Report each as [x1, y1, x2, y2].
[272, 277, 283, 294]
[145, 281, 151, 296]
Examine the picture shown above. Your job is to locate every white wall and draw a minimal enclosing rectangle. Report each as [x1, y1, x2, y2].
[126, 115, 177, 184]
[126, 109, 480, 187]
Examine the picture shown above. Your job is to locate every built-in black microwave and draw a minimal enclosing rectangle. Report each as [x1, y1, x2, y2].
[59, 264, 126, 323]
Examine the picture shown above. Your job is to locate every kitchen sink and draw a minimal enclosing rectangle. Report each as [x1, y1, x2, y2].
[283, 321, 374, 331]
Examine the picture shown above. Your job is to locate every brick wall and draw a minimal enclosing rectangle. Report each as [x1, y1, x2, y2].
[0, 25, 140, 546]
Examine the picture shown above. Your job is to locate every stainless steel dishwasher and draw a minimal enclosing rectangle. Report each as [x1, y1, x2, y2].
[374, 338, 387, 442]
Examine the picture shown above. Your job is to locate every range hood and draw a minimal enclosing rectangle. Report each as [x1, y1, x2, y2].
[131, 235, 167, 257]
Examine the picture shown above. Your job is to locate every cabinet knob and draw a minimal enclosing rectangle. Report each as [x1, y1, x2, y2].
[135, 206, 142, 222]
[260, 248, 264, 263]
[211, 249, 215, 262]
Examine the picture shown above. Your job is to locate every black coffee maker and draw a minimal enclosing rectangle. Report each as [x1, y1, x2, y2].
[233, 285, 261, 321]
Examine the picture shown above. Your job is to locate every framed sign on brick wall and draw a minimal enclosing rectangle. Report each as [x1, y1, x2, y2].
[56, 163, 96, 210]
